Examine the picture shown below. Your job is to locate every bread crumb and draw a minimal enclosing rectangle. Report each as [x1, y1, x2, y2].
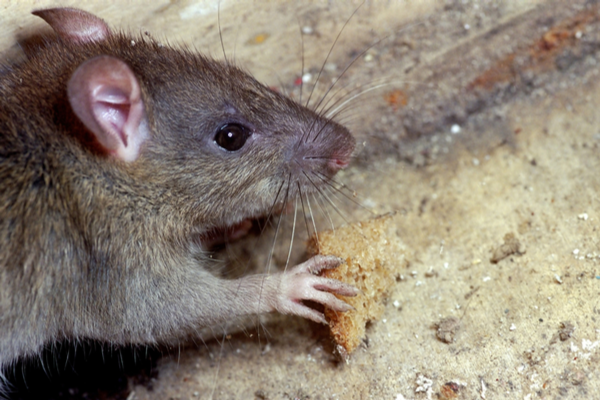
[308, 214, 404, 355]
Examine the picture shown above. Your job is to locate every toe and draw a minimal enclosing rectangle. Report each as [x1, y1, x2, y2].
[297, 279, 354, 312]
[314, 278, 359, 297]
[295, 255, 344, 275]
[285, 302, 328, 324]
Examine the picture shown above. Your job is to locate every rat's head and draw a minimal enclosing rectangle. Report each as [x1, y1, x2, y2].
[137, 55, 355, 228]
[36, 8, 355, 230]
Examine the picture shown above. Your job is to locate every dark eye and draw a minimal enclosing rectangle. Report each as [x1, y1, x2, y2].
[214, 123, 252, 151]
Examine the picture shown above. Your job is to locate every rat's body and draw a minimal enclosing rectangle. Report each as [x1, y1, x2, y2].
[0, 8, 356, 385]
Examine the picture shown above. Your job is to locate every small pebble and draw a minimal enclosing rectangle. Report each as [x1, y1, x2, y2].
[324, 62, 337, 72]
[302, 26, 313, 35]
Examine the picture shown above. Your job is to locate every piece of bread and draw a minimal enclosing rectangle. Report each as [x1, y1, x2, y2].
[307, 214, 399, 357]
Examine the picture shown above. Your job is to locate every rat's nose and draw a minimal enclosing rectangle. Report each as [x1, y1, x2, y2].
[327, 151, 351, 172]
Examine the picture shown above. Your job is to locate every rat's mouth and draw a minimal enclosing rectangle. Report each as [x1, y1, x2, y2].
[198, 219, 254, 248]
[198, 201, 295, 249]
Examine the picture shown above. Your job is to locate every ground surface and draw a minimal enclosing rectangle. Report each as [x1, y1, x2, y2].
[2, 1, 600, 399]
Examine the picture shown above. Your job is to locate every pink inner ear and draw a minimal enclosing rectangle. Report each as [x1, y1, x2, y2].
[32, 8, 110, 44]
[93, 90, 132, 147]
[68, 56, 149, 162]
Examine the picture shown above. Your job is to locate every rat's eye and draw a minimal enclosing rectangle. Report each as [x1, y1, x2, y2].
[214, 123, 252, 151]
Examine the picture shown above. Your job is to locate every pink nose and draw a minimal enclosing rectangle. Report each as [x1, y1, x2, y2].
[328, 154, 350, 172]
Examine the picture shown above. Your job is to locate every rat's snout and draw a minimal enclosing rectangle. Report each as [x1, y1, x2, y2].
[288, 124, 355, 178]
[327, 147, 353, 172]
[326, 128, 355, 174]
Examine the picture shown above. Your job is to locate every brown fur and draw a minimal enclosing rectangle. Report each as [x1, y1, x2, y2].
[0, 9, 355, 387]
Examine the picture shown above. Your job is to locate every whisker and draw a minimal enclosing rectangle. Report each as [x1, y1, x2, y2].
[313, 180, 345, 228]
[232, 19, 240, 66]
[253, 64, 291, 97]
[314, 19, 426, 119]
[304, 187, 319, 247]
[326, 80, 436, 121]
[305, 2, 365, 110]
[312, 38, 384, 121]
[255, 190, 288, 348]
[234, 177, 288, 294]
[265, 187, 287, 275]
[315, 180, 355, 227]
[318, 182, 373, 242]
[284, 195, 299, 273]
[314, 75, 394, 120]
[322, 81, 396, 121]
[297, 2, 366, 147]
[208, 329, 227, 400]
[217, 0, 227, 65]
[312, 190, 335, 233]
[297, 182, 312, 239]
[255, 175, 291, 346]
[262, 178, 288, 236]
[274, 72, 290, 97]
[314, 170, 360, 194]
[297, 16, 306, 106]
[313, 171, 376, 214]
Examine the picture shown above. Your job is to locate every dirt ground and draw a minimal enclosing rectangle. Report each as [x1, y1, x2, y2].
[2, 1, 600, 399]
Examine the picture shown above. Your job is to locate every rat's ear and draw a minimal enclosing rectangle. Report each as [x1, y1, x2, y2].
[32, 8, 110, 44]
[68, 56, 149, 162]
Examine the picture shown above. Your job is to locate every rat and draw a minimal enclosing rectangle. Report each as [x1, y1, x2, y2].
[0, 7, 357, 388]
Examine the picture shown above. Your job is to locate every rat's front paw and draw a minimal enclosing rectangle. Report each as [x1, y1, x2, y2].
[273, 255, 359, 324]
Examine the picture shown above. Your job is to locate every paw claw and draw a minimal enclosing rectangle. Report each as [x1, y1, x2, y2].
[283, 302, 328, 324]
[295, 255, 344, 275]
[271, 256, 357, 323]
[316, 279, 359, 297]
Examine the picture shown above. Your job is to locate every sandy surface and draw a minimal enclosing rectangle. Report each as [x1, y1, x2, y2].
[2, 1, 600, 399]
